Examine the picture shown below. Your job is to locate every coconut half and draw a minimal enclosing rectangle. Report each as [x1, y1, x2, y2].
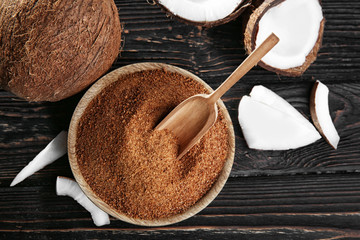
[155, 0, 252, 27]
[244, 0, 324, 76]
[238, 85, 321, 150]
[310, 80, 340, 149]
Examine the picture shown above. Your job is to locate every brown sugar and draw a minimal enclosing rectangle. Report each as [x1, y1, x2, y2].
[75, 68, 230, 220]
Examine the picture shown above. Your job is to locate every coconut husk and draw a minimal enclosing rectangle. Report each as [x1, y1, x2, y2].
[0, 0, 122, 102]
[243, 0, 325, 77]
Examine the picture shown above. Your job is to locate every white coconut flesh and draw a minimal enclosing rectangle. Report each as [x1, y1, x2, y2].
[56, 176, 110, 227]
[311, 81, 340, 149]
[238, 86, 321, 150]
[10, 131, 68, 187]
[158, 0, 244, 22]
[250, 85, 321, 136]
[256, 0, 323, 69]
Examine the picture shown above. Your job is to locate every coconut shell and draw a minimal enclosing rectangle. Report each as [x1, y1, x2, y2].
[310, 80, 339, 149]
[154, 0, 252, 28]
[0, 0, 121, 102]
[310, 81, 324, 140]
[243, 0, 325, 77]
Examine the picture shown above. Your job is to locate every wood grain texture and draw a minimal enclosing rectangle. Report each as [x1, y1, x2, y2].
[1, 0, 360, 238]
[1, 174, 360, 238]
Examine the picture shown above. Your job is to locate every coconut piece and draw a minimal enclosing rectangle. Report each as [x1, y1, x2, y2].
[56, 176, 110, 227]
[250, 85, 321, 137]
[238, 88, 321, 150]
[244, 0, 324, 76]
[310, 80, 340, 149]
[10, 131, 68, 187]
[0, 0, 121, 102]
[155, 0, 252, 27]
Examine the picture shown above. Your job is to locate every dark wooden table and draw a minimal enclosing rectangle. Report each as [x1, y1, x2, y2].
[1, 0, 360, 239]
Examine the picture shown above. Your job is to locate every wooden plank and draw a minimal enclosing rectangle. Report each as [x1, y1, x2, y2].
[1, 174, 360, 238]
[1, 80, 359, 177]
[0, 227, 359, 240]
[228, 82, 360, 176]
[1, 0, 360, 238]
[114, 0, 360, 83]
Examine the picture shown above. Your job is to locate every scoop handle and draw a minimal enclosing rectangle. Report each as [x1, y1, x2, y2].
[208, 33, 279, 104]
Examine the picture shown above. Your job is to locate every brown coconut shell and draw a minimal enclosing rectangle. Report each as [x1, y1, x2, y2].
[243, 0, 325, 77]
[154, 0, 252, 28]
[0, 0, 122, 102]
[309, 81, 325, 142]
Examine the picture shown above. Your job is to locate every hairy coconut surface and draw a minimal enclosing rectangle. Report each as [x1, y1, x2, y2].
[155, 0, 252, 28]
[244, 0, 324, 76]
[0, 0, 121, 102]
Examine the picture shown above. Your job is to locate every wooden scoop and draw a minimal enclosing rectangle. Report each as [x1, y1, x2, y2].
[156, 33, 279, 159]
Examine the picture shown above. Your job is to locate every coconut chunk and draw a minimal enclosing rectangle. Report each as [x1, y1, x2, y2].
[310, 80, 340, 149]
[250, 85, 321, 136]
[10, 131, 68, 187]
[156, 0, 250, 27]
[56, 176, 110, 227]
[244, 0, 324, 76]
[238, 86, 321, 150]
[238, 96, 320, 150]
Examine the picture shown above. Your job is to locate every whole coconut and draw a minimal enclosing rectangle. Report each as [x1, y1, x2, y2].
[0, 0, 122, 102]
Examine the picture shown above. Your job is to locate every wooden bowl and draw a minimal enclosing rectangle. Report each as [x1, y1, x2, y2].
[68, 62, 235, 226]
